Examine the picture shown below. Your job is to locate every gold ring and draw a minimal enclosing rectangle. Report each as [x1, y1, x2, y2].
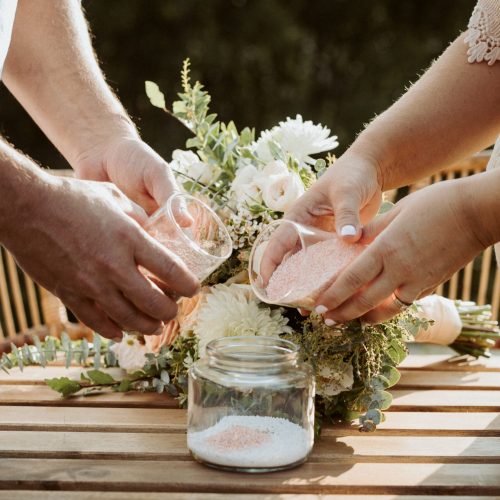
[392, 292, 413, 310]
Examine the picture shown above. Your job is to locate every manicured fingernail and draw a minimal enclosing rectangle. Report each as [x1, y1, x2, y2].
[315, 305, 328, 314]
[325, 318, 337, 326]
[340, 225, 356, 237]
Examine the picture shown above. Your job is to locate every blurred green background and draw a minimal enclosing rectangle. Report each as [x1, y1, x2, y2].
[0, 0, 474, 169]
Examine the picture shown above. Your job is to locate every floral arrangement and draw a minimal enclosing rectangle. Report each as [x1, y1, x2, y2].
[2, 60, 498, 433]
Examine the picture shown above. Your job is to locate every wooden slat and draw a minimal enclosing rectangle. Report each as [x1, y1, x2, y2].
[0, 459, 499, 495]
[0, 365, 124, 385]
[0, 406, 187, 433]
[391, 389, 500, 411]
[462, 260, 474, 302]
[478, 246, 493, 305]
[25, 276, 41, 327]
[330, 411, 500, 437]
[0, 494, 494, 500]
[400, 345, 500, 371]
[5, 252, 28, 332]
[2, 407, 499, 437]
[0, 384, 178, 408]
[0, 431, 499, 464]
[397, 370, 500, 389]
[0, 385, 498, 411]
[492, 266, 500, 321]
[0, 250, 15, 337]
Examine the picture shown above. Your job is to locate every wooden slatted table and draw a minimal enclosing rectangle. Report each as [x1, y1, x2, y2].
[0, 344, 499, 499]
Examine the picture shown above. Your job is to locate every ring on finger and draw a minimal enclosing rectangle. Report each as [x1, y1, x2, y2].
[392, 291, 413, 311]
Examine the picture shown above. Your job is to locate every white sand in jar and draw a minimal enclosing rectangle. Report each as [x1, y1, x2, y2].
[266, 236, 364, 307]
[187, 415, 312, 468]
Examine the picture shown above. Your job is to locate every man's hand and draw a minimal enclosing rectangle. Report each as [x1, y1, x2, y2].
[1, 175, 199, 340]
[73, 136, 179, 216]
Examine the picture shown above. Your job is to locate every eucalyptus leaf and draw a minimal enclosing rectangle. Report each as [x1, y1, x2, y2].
[145, 81, 166, 109]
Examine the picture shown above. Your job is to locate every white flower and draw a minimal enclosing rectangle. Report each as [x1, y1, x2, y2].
[110, 334, 151, 373]
[252, 114, 338, 166]
[415, 295, 462, 345]
[192, 284, 293, 355]
[229, 163, 262, 208]
[316, 361, 354, 397]
[171, 149, 219, 185]
[256, 161, 305, 212]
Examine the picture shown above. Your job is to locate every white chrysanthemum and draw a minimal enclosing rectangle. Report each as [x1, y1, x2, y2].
[192, 284, 293, 355]
[171, 149, 219, 185]
[316, 361, 354, 397]
[252, 114, 338, 166]
[110, 334, 151, 373]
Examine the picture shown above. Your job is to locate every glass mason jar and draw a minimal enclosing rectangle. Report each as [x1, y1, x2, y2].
[249, 219, 364, 310]
[187, 336, 315, 473]
[145, 193, 233, 282]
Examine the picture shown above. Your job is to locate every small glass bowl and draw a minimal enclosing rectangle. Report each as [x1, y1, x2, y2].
[249, 219, 353, 310]
[145, 193, 233, 282]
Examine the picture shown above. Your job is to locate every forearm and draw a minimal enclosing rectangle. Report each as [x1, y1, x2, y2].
[2, 0, 138, 167]
[0, 141, 58, 244]
[461, 167, 500, 249]
[348, 34, 500, 190]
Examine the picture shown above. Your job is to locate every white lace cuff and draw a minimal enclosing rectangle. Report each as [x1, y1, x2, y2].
[464, 0, 500, 65]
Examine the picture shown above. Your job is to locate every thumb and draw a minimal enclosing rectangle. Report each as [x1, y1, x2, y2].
[360, 206, 399, 244]
[332, 191, 363, 242]
[144, 155, 193, 227]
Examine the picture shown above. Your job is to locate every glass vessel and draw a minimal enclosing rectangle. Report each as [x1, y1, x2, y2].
[187, 336, 315, 473]
[249, 219, 364, 310]
[145, 193, 232, 282]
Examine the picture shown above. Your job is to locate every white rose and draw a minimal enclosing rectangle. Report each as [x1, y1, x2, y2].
[258, 170, 305, 212]
[317, 362, 354, 397]
[415, 295, 462, 345]
[110, 334, 151, 373]
[171, 149, 217, 185]
[230, 163, 262, 208]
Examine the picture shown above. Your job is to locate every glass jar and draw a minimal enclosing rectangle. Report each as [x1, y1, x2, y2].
[187, 336, 315, 473]
[145, 193, 233, 282]
[249, 219, 364, 310]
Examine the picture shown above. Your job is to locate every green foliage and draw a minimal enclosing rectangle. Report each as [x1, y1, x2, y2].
[287, 308, 426, 432]
[145, 81, 166, 109]
[45, 377, 81, 397]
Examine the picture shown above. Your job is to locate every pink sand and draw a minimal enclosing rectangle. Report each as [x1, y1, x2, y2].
[205, 424, 271, 452]
[266, 235, 364, 308]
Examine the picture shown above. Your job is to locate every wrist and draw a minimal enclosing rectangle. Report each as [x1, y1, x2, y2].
[67, 112, 139, 170]
[340, 145, 385, 190]
[0, 153, 61, 246]
[459, 168, 500, 249]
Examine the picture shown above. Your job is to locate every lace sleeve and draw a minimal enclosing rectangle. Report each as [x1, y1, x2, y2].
[464, 0, 500, 65]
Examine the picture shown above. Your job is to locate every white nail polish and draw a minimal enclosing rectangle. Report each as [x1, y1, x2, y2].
[315, 305, 328, 314]
[340, 225, 356, 237]
[325, 318, 337, 326]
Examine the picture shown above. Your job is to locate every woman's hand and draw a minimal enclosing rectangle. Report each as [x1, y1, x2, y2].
[286, 151, 383, 240]
[316, 177, 490, 325]
[259, 151, 383, 285]
[2, 177, 199, 340]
